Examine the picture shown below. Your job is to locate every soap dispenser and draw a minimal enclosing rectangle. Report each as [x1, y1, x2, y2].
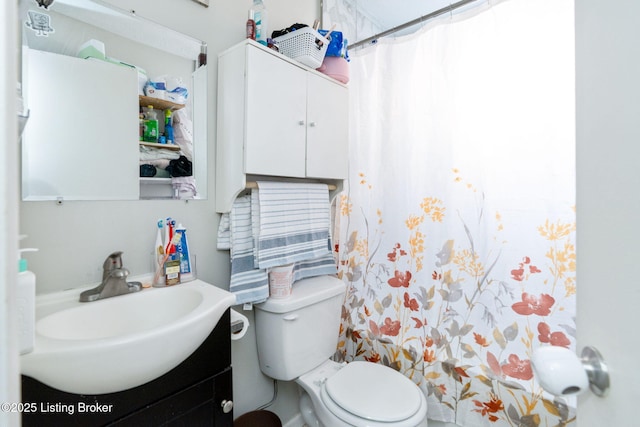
[17, 247, 38, 355]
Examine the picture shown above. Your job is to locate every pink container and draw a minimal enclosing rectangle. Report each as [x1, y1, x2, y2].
[316, 57, 349, 84]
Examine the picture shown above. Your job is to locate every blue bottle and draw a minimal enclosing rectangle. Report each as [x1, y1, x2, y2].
[251, 0, 268, 45]
[164, 110, 174, 144]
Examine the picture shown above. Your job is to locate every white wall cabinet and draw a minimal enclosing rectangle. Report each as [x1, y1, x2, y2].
[216, 40, 348, 213]
[22, 48, 140, 201]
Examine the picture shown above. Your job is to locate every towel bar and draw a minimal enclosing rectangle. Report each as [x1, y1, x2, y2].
[245, 181, 337, 191]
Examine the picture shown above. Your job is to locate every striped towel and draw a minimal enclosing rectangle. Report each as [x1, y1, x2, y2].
[251, 188, 334, 274]
[292, 253, 338, 283]
[255, 182, 332, 269]
[227, 195, 269, 305]
[217, 213, 231, 250]
[251, 188, 261, 267]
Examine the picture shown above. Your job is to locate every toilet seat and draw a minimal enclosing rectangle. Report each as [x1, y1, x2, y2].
[319, 361, 426, 427]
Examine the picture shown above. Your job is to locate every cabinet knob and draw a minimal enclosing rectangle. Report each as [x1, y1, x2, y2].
[308, 121, 316, 127]
[221, 399, 234, 413]
[298, 120, 305, 126]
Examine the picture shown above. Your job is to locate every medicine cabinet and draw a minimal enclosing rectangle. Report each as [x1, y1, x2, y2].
[216, 40, 348, 213]
[19, 0, 207, 201]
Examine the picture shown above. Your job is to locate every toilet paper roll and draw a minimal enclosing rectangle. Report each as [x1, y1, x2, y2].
[230, 308, 250, 341]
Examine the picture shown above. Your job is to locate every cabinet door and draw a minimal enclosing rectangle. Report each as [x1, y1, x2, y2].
[245, 46, 307, 177]
[22, 49, 139, 201]
[305, 73, 349, 179]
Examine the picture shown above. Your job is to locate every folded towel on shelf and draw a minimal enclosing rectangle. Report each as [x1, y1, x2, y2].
[254, 181, 332, 269]
[140, 158, 171, 169]
[139, 145, 181, 161]
[227, 195, 269, 305]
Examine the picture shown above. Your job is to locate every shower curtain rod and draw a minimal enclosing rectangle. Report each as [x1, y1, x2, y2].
[349, 0, 480, 50]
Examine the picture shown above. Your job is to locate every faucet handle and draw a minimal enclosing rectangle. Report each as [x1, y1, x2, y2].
[110, 268, 130, 279]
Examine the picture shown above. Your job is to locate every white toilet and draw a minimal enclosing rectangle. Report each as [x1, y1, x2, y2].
[254, 275, 428, 427]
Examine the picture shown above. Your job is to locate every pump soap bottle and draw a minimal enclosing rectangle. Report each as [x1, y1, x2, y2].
[17, 247, 38, 355]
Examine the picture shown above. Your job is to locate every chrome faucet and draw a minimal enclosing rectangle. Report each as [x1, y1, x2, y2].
[79, 251, 142, 302]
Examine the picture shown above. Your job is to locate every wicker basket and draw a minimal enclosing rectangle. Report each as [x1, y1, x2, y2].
[273, 27, 329, 68]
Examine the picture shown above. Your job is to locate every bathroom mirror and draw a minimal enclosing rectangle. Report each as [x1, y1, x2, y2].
[19, 0, 208, 201]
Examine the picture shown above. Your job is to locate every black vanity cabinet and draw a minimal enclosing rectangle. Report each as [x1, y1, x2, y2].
[22, 309, 233, 427]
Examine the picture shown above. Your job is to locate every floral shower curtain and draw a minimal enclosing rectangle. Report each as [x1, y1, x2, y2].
[334, 0, 576, 425]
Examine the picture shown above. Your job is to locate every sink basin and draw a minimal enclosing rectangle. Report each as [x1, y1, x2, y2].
[21, 277, 236, 394]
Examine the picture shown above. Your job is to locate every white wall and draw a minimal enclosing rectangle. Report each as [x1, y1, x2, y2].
[17, 0, 319, 421]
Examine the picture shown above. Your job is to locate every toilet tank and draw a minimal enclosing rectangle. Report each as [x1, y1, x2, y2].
[254, 275, 346, 381]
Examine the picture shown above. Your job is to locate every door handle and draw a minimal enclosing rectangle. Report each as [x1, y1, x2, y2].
[531, 345, 610, 397]
[283, 314, 299, 321]
[220, 399, 233, 413]
[581, 346, 610, 397]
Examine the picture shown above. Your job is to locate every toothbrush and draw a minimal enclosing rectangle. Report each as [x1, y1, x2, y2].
[169, 219, 177, 254]
[153, 231, 183, 287]
[164, 217, 172, 254]
[155, 219, 164, 268]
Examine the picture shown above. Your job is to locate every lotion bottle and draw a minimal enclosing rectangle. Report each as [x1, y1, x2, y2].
[17, 248, 38, 355]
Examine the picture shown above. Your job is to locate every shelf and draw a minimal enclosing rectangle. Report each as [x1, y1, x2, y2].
[139, 141, 181, 151]
[139, 95, 185, 111]
[140, 177, 172, 184]
[140, 177, 174, 199]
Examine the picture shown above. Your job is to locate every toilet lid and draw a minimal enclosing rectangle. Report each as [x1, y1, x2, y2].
[324, 361, 422, 422]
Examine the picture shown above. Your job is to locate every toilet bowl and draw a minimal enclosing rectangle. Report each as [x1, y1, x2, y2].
[254, 276, 428, 427]
[297, 360, 428, 427]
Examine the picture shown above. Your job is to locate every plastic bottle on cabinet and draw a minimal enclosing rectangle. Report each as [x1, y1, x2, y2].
[250, 0, 268, 45]
[246, 10, 256, 40]
[198, 43, 207, 67]
[139, 111, 145, 141]
[143, 105, 159, 143]
[17, 248, 38, 355]
[164, 110, 174, 144]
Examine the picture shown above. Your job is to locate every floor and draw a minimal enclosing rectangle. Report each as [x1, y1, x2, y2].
[284, 414, 455, 427]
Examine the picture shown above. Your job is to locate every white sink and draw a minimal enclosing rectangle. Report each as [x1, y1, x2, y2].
[21, 277, 236, 394]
